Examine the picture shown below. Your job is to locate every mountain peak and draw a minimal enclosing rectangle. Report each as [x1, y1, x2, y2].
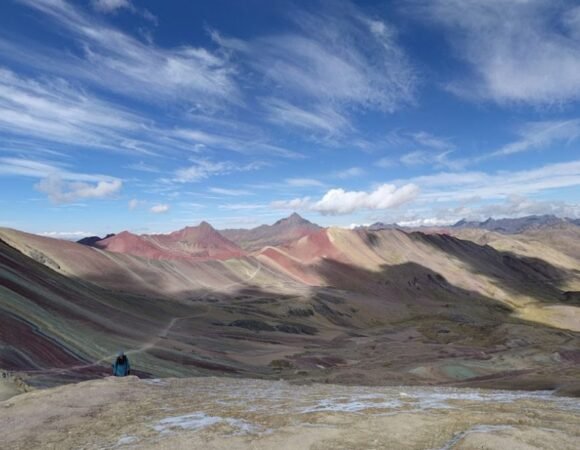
[275, 212, 310, 226]
[198, 221, 214, 230]
[173, 221, 219, 240]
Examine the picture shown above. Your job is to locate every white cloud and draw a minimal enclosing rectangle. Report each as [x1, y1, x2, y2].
[174, 159, 264, 183]
[397, 217, 453, 227]
[285, 178, 324, 187]
[218, 203, 266, 210]
[209, 187, 251, 196]
[375, 157, 395, 168]
[335, 167, 365, 179]
[272, 183, 419, 215]
[150, 203, 170, 214]
[125, 161, 160, 173]
[411, 0, 580, 105]
[399, 149, 459, 169]
[410, 131, 454, 151]
[271, 197, 313, 211]
[400, 151, 430, 166]
[373, 130, 459, 169]
[36, 175, 122, 204]
[92, 0, 132, 13]
[172, 128, 302, 158]
[0, 157, 122, 203]
[263, 99, 351, 135]
[128, 198, 140, 210]
[40, 230, 95, 240]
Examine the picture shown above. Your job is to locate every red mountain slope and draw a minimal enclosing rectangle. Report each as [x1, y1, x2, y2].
[96, 221, 245, 261]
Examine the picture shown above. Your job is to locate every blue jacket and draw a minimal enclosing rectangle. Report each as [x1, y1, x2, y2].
[112, 355, 130, 377]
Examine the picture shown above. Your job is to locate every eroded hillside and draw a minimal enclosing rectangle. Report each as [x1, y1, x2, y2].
[0, 223, 579, 391]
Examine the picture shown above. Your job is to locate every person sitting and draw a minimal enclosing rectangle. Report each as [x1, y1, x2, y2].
[112, 351, 131, 377]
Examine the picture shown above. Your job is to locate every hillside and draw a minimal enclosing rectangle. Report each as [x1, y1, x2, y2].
[1, 221, 579, 392]
[95, 222, 245, 261]
[220, 213, 321, 251]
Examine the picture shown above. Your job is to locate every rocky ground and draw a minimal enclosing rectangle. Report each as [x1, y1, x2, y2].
[1, 376, 578, 450]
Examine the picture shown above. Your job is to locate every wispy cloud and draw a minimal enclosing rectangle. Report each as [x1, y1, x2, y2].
[409, 0, 580, 105]
[213, 1, 417, 135]
[410, 131, 454, 151]
[285, 178, 324, 187]
[375, 157, 395, 168]
[0, 157, 116, 182]
[128, 198, 141, 210]
[218, 203, 266, 210]
[92, 0, 132, 13]
[171, 128, 303, 158]
[125, 161, 160, 173]
[174, 159, 265, 183]
[490, 119, 580, 158]
[400, 150, 459, 169]
[263, 99, 351, 135]
[13, 0, 238, 107]
[0, 68, 155, 154]
[400, 160, 580, 202]
[335, 167, 365, 179]
[12, 0, 239, 106]
[209, 187, 251, 196]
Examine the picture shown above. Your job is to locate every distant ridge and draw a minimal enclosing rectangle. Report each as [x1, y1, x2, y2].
[363, 215, 580, 234]
[451, 215, 578, 234]
[95, 222, 244, 260]
[220, 212, 321, 251]
[366, 222, 399, 231]
[77, 233, 115, 247]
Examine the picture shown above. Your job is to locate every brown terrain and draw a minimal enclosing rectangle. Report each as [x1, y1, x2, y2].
[0, 214, 579, 448]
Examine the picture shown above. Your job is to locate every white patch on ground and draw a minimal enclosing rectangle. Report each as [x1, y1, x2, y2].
[115, 435, 138, 446]
[143, 378, 167, 386]
[406, 388, 560, 410]
[152, 412, 263, 435]
[435, 424, 514, 450]
[302, 396, 403, 413]
[297, 389, 569, 415]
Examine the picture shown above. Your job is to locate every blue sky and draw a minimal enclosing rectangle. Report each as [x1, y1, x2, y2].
[1, 0, 579, 238]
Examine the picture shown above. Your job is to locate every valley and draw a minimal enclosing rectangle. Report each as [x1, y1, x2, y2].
[0, 214, 579, 395]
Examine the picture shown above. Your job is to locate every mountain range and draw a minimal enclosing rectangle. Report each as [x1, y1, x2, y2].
[0, 213, 579, 393]
[451, 215, 580, 233]
[369, 214, 580, 234]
